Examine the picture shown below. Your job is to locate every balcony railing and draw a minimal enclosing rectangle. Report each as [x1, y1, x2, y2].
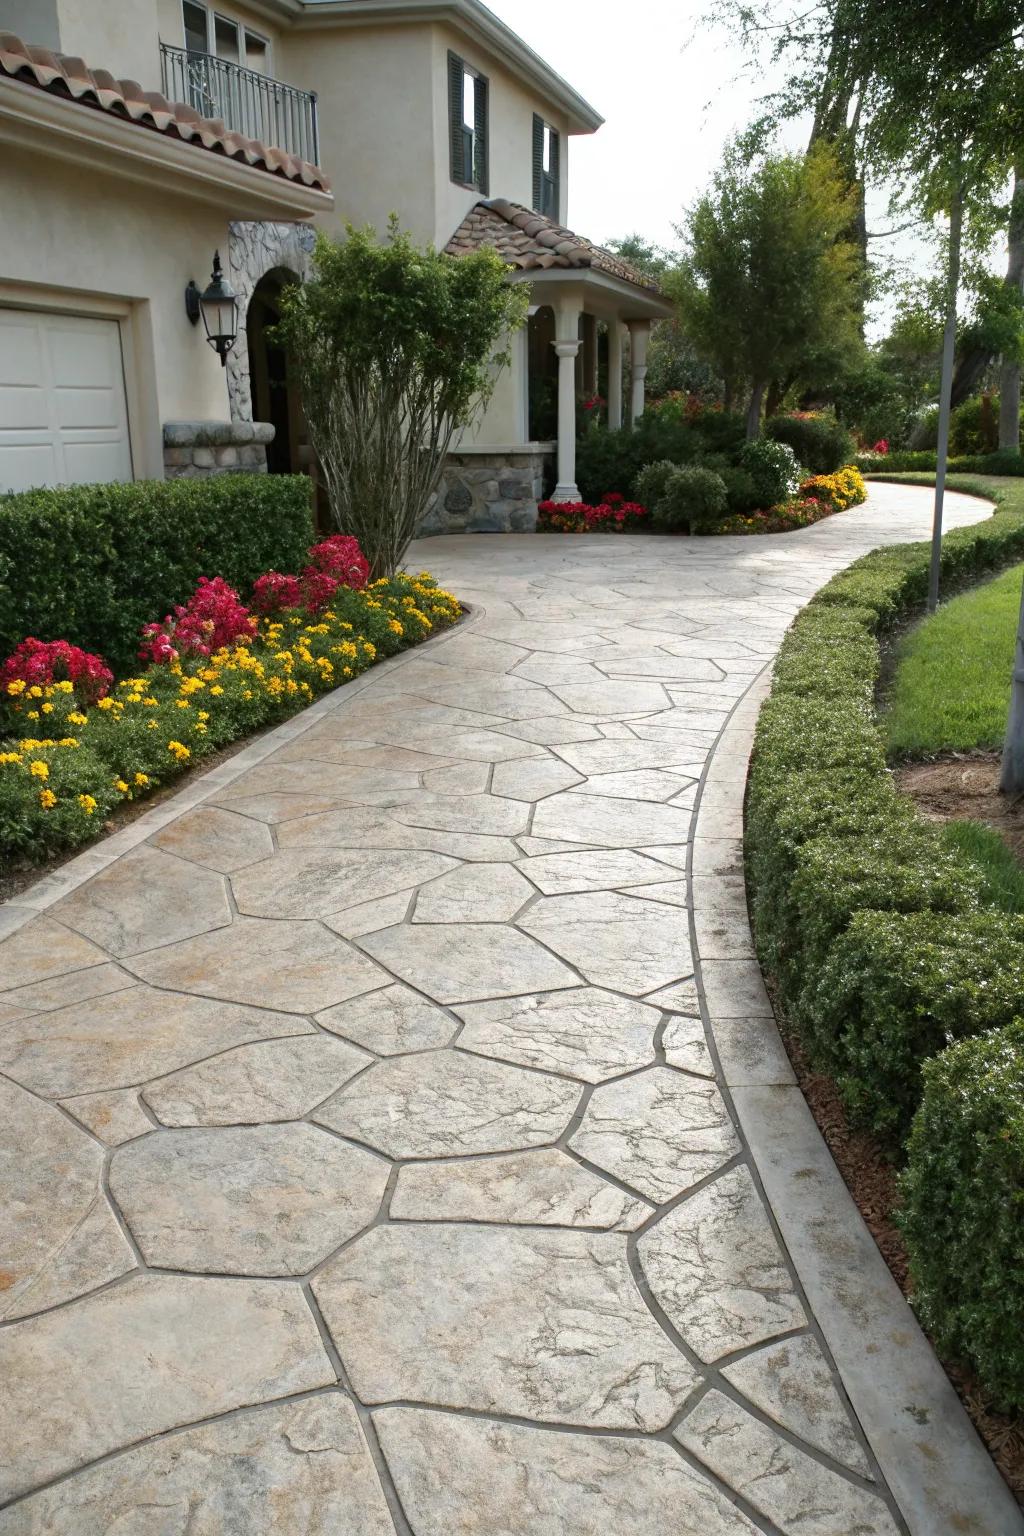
[160, 43, 319, 166]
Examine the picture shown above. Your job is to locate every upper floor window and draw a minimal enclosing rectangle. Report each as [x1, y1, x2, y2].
[448, 52, 488, 194]
[181, 2, 270, 73]
[533, 114, 560, 220]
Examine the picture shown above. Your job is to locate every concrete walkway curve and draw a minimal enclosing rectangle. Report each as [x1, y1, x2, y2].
[0, 482, 1019, 1535]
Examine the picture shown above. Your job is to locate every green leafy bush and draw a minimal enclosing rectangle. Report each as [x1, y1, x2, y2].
[739, 437, 800, 506]
[855, 450, 1024, 476]
[0, 476, 314, 674]
[810, 911, 1024, 1145]
[767, 412, 855, 473]
[575, 412, 745, 503]
[654, 466, 728, 532]
[717, 464, 761, 515]
[899, 1021, 1024, 1411]
[634, 460, 680, 511]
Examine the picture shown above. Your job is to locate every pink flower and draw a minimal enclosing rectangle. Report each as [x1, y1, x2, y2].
[1, 637, 112, 704]
[140, 577, 256, 664]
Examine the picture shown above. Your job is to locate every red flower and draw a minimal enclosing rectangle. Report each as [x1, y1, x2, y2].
[140, 577, 256, 664]
[1, 637, 112, 704]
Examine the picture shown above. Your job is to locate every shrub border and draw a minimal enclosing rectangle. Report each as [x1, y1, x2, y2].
[686, 489, 1022, 1529]
[0, 601, 474, 943]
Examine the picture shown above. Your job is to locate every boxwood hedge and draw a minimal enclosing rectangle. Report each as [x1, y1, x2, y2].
[745, 475, 1024, 1148]
[899, 1020, 1024, 1411]
[0, 475, 314, 673]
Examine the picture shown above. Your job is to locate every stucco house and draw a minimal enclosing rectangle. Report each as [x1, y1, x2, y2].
[0, 0, 671, 527]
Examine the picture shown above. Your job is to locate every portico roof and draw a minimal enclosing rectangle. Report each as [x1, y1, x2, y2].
[446, 198, 659, 291]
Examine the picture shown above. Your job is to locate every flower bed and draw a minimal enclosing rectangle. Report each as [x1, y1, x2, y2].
[0, 536, 459, 866]
[715, 466, 867, 534]
[536, 495, 649, 533]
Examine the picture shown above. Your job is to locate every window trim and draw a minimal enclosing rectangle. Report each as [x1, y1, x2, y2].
[532, 112, 560, 220]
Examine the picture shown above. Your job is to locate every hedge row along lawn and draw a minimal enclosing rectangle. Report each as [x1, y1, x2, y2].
[883, 560, 1023, 756]
[745, 472, 1024, 1412]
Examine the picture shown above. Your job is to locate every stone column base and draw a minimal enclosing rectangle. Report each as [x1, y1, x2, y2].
[163, 420, 275, 480]
[421, 448, 553, 535]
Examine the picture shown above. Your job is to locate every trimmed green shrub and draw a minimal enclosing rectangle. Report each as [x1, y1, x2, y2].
[900, 1021, 1024, 1411]
[855, 450, 1024, 476]
[0, 476, 314, 673]
[574, 411, 745, 503]
[767, 412, 855, 474]
[634, 460, 680, 511]
[654, 466, 728, 533]
[717, 464, 761, 515]
[739, 438, 800, 507]
[808, 910, 1024, 1145]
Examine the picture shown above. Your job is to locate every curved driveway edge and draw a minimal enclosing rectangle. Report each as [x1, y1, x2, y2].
[0, 482, 1019, 1534]
[692, 673, 1024, 1536]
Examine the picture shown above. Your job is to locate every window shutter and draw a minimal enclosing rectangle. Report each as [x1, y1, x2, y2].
[532, 113, 544, 211]
[448, 52, 465, 184]
[474, 71, 489, 194]
[548, 126, 560, 218]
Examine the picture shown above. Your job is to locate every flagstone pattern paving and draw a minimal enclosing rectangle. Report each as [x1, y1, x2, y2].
[0, 484, 1012, 1534]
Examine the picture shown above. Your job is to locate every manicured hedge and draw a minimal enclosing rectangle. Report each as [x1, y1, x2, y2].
[745, 474, 1024, 1147]
[854, 449, 1024, 476]
[899, 1020, 1024, 1411]
[0, 476, 314, 673]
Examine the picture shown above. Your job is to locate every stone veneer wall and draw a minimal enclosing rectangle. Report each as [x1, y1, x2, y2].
[225, 220, 316, 424]
[163, 420, 275, 479]
[420, 448, 552, 535]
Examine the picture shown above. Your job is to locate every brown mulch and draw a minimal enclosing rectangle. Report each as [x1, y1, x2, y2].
[772, 998, 1024, 1505]
[895, 751, 1024, 861]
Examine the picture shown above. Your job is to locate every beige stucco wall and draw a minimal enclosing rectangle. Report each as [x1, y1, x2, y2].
[52, 0, 162, 89]
[278, 23, 437, 241]
[0, 144, 237, 477]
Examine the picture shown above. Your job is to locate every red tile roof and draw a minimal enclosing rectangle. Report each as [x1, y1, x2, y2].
[446, 198, 660, 292]
[0, 32, 329, 190]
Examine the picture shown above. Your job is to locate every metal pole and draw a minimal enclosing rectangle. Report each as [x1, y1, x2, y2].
[928, 181, 963, 613]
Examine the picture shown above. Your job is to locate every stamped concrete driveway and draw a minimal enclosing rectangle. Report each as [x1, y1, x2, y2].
[0, 482, 1019, 1536]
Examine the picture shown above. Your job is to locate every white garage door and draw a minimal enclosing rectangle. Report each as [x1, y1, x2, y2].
[0, 309, 133, 493]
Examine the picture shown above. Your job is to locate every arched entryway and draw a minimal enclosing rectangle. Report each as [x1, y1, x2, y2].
[245, 267, 304, 477]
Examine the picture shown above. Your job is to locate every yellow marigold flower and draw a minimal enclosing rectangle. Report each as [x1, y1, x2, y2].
[114, 779, 130, 795]
[0, 751, 23, 765]
[40, 702, 54, 714]
[148, 720, 158, 730]
[210, 686, 224, 696]
[143, 697, 158, 707]
[197, 710, 210, 723]
[175, 699, 190, 709]
[54, 680, 74, 693]
[29, 760, 49, 779]
[167, 740, 191, 762]
[26, 710, 39, 720]
[28, 685, 43, 698]
[6, 679, 26, 695]
[97, 697, 115, 711]
[77, 794, 97, 815]
[134, 772, 149, 787]
[67, 712, 88, 726]
[58, 738, 79, 748]
[39, 788, 57, 809]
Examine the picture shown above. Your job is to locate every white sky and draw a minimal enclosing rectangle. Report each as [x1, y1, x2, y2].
[484, 0, 805, 252]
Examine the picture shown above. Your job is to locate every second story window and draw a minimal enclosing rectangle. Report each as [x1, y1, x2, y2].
[181, 2, 270, 74]
[448, 52, 488, 195]
[533, 114, 560, 220]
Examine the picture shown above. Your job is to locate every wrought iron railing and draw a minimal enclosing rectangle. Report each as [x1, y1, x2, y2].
[160, 43, 319, 165]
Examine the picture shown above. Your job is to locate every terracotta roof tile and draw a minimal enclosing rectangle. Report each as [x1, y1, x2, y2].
[445, 198, 660, 292]
[0, 32, 329, 191]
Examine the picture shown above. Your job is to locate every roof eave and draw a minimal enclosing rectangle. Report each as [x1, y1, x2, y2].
[0, 77, 334, 219]
[293, 0, 603, 134]
[511, 266, 675, 320]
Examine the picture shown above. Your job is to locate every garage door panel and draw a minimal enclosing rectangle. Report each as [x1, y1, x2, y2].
[0, 309, 133, 492]
[0, 385, 51, 431]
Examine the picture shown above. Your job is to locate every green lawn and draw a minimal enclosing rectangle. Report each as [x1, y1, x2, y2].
[883, 561, 1023, 756]
[941, 820, 1024, 914]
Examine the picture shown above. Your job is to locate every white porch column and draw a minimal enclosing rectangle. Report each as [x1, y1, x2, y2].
[628, 319, 651, 425]
[551, 298, 582, 502]
[607, 321, 623, 430]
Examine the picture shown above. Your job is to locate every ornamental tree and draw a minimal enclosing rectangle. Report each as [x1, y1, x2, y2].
[273, 222, 528, 579]
[672, 143, 862, 439]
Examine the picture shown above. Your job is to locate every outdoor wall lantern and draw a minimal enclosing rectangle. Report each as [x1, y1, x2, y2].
[185, 252, 240, 366]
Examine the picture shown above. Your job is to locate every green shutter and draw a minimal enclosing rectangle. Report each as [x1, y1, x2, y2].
[448, 51, 465, 184]
[474, 70, 489, 194]
[532, 113, 544, 211]
[548, 126, 560, 218]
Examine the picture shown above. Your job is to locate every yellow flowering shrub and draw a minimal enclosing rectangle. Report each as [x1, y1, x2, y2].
[800, 466, 867, 514]
[0, 571, 461, 865]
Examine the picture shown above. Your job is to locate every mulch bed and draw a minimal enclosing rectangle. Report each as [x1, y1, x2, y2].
[896, 751, 1024, 861]
[771, 991, 1024, 1504]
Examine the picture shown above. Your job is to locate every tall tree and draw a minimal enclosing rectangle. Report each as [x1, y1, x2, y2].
[672, 144, 861, 439]
[999, 166, 1024, 451]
